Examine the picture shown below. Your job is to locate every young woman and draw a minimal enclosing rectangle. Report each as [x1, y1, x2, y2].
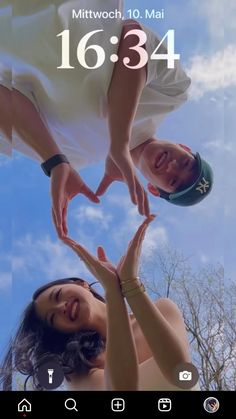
[1, 217, 196, 391]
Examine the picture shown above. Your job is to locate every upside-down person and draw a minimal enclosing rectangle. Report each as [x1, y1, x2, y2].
[0, 1, 213, 237]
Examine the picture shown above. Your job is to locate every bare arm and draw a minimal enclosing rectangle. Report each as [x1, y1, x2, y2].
[107, 21, 147, 149]
[78, 281, 140, 391]
[104, 282, 139, 390]
[125, 293, 191, 385]
[0, 85, 12, 142]
[68, 283, 139, 391]
[13, 88, 61, 160]
[12, 89, 98, 238]
[101, 22, 149, 216]
[117, 217, 190, 386]
[63, 241, 139, 391]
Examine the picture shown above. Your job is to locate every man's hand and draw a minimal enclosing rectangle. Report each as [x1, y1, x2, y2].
[97, 146, 150, 217]
[51, 163, 99, 238]
[96, 154, 124, 196]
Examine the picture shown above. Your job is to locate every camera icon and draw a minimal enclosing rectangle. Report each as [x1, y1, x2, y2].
[179, 370, 192, 381]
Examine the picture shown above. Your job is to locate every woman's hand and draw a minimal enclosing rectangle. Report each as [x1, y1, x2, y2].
[63, 215, 155, 287]
[63, 238, 120, 292]
[117, 215, 155, 282]
[63, 215, 155, 291]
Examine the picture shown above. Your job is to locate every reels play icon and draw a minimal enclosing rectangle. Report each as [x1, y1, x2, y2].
[158, 398, 172, 412]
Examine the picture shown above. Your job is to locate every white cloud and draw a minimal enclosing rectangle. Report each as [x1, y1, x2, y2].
[0, 272, 11, 291]
[187, 45, 236, 100]
[107, 194, 168, 256]
[107, 194, 144, 249]
[199, 252, 210, 264]
[203, 139, 234, 153]
[142, 226, 168, 256]
[13, 234, 93, 281]
[0, 138, 12, 159]
[196, 0, 236, 41]
[107, 193, 131, 208]
[195, 0, 225, 40]
[0, 153, 11, 167]
[0, 251, 12, 292]
[72, 205, 113, 230]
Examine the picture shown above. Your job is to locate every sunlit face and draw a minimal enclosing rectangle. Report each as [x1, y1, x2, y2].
[138, 140, 199, 193]
[35, 283, 102, 333]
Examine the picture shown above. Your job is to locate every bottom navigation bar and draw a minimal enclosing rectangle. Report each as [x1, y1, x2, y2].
[1, 391, 231, 417]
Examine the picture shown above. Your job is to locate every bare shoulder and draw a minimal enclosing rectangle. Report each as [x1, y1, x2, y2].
[155, 298, 183, 317]
[155, 298, 189, 345]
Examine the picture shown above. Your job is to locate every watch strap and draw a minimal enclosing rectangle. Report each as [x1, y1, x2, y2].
[41, 154, 70, 177]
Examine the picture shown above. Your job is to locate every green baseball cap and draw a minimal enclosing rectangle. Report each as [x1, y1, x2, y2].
[159, 153, 213, 206]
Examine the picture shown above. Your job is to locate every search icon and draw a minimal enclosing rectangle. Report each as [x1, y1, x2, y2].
[65, 398, 78, 412]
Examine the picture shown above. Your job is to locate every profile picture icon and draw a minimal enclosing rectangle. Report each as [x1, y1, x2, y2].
[203, 397, 220, 413]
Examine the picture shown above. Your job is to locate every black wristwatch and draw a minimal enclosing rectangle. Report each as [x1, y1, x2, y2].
[41, 154, 70, 177]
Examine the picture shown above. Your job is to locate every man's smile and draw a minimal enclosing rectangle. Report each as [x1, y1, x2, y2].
[155, 151, 168, 170]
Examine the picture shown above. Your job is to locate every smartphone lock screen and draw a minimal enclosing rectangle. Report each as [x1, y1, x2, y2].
[0, 1, 235, 417]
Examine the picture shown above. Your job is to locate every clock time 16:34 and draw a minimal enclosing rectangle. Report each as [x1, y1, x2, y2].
[57, 29, 180, 70]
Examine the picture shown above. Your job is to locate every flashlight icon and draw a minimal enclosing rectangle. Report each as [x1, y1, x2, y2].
[47, 369, 54, 384]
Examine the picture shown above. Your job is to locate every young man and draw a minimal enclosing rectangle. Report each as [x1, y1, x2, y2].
[0, 1, 213, 238]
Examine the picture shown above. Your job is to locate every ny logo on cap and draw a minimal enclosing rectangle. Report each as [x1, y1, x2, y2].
[196, 177, 210, 195]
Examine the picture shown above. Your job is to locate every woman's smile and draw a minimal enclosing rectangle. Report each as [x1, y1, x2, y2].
[66, 298, 80, 322]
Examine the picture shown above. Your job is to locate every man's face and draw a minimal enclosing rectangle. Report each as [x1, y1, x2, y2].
[138, 140, 199, 194]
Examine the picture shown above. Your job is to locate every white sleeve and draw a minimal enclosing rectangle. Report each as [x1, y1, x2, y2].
[141, 23, 191, 100]
[0, 3, 12, 157]
[0, 4, 11, 90]
[0, 3, 39, 110]
[0, 63, 11, 91]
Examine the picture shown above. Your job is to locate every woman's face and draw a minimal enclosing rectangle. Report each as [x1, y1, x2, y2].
[35, 283, 100, 333]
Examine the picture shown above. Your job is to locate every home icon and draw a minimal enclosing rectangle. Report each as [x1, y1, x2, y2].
[18, 399, 32, 413]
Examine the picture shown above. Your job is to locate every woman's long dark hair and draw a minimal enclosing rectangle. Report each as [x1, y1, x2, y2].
[0, 278, 106, 391]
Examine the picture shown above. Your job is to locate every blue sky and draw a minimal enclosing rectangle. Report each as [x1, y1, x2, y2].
[0, 0, 235, 384]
